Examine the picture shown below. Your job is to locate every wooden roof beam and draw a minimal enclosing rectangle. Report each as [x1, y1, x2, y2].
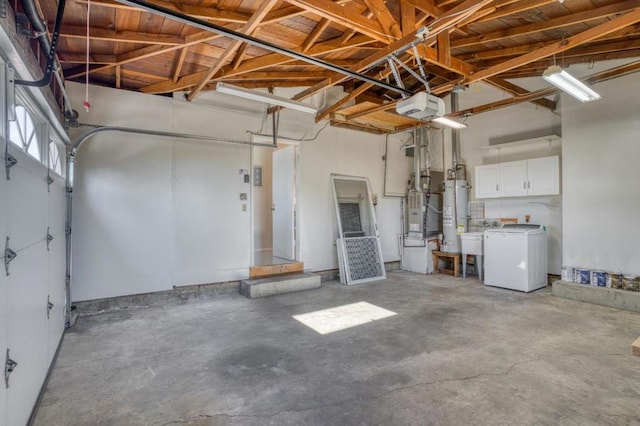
[185, 0, 289, 101]
[452, 0, 640, 48]
[71, 0, 252, 23]
[475, 0, 556, 23]
[302, 18, 331, 52]
[172, 48, 188, 84]
[60, 25, 185, 45]
[139, 35, 376, 93]
[284, 0, 391, 43]
[447, 8, 640, 87]
[363, 0, 402, 39]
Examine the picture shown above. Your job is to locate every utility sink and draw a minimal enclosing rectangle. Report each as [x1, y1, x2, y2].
[461, 232, 484, 256]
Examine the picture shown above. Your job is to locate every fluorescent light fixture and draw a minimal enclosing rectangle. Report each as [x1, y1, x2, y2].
[542, 65, 601, 103]
[215, 82, 318, 114]
[432, 116, 467, 129]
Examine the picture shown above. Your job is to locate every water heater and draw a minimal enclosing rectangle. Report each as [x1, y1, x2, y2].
[442, 180, 468, 253]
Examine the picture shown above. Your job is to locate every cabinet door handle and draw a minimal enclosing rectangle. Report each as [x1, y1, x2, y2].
[496, 184, 498, 191]
[523, 182, 526, 189]
[528, 181, 531, 189]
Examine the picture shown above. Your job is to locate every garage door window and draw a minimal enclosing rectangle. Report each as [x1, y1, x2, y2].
[49, 140, 63, 176]
[9, 104, 41, 161]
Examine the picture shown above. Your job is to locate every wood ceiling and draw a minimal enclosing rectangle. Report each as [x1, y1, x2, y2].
[35, 0, 640, 133]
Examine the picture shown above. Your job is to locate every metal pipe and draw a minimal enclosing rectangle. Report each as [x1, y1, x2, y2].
[114, 0, 413, 97]
[16, 0, 74, 113]
[71, 124, 277, 153]
[451, 92, 459, 171]
[413, 129, 420, 192]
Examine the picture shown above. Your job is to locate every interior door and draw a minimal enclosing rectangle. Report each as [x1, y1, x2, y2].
[272, 145, 295, 260]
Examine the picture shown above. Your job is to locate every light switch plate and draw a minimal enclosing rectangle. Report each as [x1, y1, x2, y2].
[253, 166, 262, 186]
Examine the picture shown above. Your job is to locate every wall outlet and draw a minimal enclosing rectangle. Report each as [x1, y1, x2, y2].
[242, 204, 247, 212]
[240, 193, 247, 200]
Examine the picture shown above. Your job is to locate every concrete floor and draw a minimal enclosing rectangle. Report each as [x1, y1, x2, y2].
[36, 272, 640, 425]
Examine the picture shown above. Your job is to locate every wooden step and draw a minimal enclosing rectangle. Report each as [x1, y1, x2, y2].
[249, 262, 304, 279]
[240, 272, 321, 299]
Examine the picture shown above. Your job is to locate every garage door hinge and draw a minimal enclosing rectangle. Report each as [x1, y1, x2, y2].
[47, 174, 54, 190]
[4, 237, 16, 276]
[47, 295, 54, 319]
[5, 349, 17, 389]
[5, 152, 17, 180]
[47, 227, 54, 251]
[65, 225, 71, 235]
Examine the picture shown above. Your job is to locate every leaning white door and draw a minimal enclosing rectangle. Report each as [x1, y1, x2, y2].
[272, 145, 295, 260]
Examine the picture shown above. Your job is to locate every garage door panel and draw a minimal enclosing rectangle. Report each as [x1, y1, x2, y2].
[0, 156, 7, 426]
[6, 242, 49, 426]
[7, 159, 48, 251]
[48, 178, 66, 237]
[48, 237, 66, 363]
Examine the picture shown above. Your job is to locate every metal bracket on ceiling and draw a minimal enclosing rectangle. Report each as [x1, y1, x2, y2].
[5, 349, 17, 389]
[4, 237, 16, 276]
[387, 58, 408, 100]
[5, 152, 16, 180]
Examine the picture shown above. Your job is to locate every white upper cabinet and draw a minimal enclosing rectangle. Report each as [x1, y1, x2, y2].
[474, 164, 500, 198]
[527, 156, 560, 196]
[475, 155, 560, 199]
[499, 160, 528, 197]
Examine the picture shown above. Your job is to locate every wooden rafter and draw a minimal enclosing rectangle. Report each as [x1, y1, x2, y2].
[60, 25, 185, 45]
[172, 47, 188, 84]
[186, 0, 280, 101]
[457, 8, 640, 86]
[302, 18, 331, 52]
[452, 0, 640, 49]
[362, 0, 402, 39]
[284, 0, 391, 43]
[140, 35, 376, 93]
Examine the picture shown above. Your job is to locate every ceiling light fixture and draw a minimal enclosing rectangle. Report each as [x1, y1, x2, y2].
[215, 82, 318, 114]
[432, 116, 467, 129]
[542, 65, 601, 103]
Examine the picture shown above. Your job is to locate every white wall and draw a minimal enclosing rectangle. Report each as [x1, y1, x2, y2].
[69, 83, 408, 301]
[562, 67, 640, 275]
[450, 82, 563, 273]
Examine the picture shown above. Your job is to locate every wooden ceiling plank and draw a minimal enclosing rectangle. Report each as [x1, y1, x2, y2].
[302, 18, 331, 52]
[71, 0, 252, 23]
[456, 8, 640, 86]
[65, 30, 229, 79]
[172, 47, 189, 84]
[59, 52, 118, 64]
[404, 0, 446, 18]
[186, 0, 281, 101]
[475, 0, 556, 24]
[452, 0, 640, 49]
[223, 70, 334, 80]
[139, 35, 376, 93]
[284, 0, 390, 43]
[362, 0, 403, 39]
[60, 24, 185, 45]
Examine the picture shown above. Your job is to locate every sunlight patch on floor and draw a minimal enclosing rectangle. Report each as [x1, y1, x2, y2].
[293, 301, 397, 335]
